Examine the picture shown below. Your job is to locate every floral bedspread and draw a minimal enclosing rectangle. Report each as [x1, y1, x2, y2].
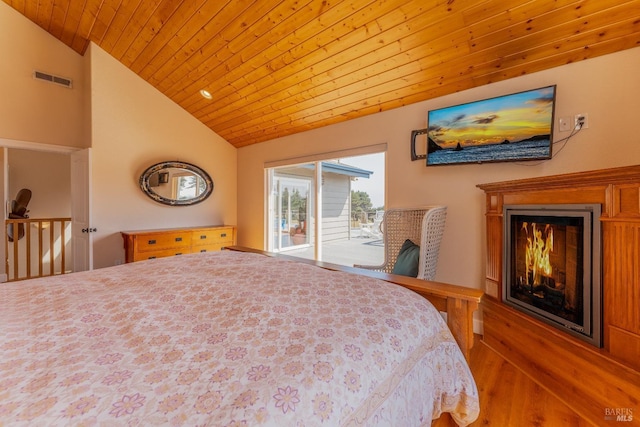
[0, 250, 479, 426]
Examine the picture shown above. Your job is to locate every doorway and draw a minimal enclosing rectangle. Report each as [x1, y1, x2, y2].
[1, 140, 90, 280]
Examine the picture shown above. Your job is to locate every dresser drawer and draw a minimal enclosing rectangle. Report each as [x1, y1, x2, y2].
[193, 243, 228, 253]
[136, 232, 192, 252]
[191, 228, 234, 247]
[133, 248, 189, 261]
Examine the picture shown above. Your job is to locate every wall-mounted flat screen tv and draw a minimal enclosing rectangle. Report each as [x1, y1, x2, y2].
[426, 85, 556, 166]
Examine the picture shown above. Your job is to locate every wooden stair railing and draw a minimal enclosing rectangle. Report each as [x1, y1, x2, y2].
[5, 217, 72, 282]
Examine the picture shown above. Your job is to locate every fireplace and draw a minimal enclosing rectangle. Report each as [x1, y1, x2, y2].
[479, 166, 640, 424]
[503, 204, 602, 347]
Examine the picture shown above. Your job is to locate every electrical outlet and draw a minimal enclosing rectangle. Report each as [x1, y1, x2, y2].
[575, 113, 589, 129]
[558, 117, 571, 132]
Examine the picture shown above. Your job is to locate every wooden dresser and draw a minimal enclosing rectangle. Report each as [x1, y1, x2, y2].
[121, 225, 236, 263]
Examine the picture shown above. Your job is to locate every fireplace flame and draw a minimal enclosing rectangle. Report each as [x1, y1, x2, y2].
[522, 222, 554, 285]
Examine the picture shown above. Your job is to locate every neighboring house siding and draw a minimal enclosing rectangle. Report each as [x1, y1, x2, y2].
[322, 174, 350, 242]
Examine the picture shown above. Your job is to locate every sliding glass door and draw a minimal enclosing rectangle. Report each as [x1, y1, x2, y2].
[266, 151, 385, 266]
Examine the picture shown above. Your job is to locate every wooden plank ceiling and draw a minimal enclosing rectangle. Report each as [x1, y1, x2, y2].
[5, 0, 640, 148]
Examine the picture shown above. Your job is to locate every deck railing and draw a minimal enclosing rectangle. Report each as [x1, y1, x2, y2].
[5, 217, 72, 282]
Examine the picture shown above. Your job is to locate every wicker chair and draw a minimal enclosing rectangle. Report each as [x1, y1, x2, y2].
[354, 206, 447, 280]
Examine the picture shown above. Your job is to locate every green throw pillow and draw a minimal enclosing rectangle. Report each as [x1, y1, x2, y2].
[392, 239, 420, 277]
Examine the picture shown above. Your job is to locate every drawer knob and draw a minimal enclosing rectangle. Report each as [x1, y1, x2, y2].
[175, 237, 182, 242]
[148, 239, 156, 245]
[149, 256, 156, 259]
[200, 249, 207, 253]
[176, 252, 183, 256]
[221, 233, 227, 237]
[200, 235, 207, 239]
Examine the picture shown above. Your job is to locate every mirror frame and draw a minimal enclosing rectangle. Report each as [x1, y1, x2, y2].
[139, 161, 214, 206]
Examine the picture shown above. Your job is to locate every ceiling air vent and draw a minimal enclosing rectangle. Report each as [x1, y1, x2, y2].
[33, 70, 73, 89]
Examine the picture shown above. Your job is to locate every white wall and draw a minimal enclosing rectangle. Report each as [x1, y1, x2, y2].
[0, 2, 85, 148]
[8, 149, 71, 218]
[88, 44, 238, 269]
[237, 46, 640, 290]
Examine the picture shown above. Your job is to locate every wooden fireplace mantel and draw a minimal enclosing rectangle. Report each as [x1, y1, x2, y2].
[477, 164, 640, 426]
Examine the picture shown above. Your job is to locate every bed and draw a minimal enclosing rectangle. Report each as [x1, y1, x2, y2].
[0, 249, 480, 426]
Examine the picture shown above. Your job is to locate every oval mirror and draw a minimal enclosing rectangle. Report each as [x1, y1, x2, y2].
[139, 161, 213, 206]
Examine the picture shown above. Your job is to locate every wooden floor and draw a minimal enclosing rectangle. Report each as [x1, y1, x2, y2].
[432, 338, 591, 427]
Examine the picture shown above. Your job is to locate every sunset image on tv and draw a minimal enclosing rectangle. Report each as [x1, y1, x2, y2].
[426, 86, 556, 165]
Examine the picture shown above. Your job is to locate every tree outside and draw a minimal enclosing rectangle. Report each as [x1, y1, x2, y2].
[351, 190, 372, 223]
[281, 187, 307, 227]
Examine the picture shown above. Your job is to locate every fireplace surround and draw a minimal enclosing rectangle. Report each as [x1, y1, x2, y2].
[503, 203, 602, 346]
[478, 165, 640, 425]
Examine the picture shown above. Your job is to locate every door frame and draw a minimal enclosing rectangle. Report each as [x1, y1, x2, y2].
[0, 138, 90, 276]
[70, 148, 92, 271]
[269, 173, 313, 252]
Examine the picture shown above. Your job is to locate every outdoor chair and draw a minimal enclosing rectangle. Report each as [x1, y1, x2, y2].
[359, 215, 383, 239]
[355, 206, 447, 280]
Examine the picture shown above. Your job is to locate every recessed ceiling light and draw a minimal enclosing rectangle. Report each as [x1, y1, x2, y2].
[200, 89, 212, 99]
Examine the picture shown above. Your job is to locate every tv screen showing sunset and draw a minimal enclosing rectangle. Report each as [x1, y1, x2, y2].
[426, 86, 555, 165]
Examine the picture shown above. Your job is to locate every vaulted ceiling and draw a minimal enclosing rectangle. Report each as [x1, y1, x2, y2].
[5, 0, 640, 148]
